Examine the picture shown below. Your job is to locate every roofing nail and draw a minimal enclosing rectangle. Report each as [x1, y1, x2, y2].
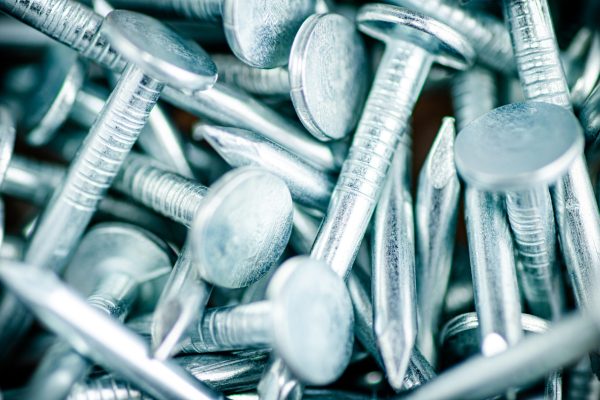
[311, 3, 473, 278]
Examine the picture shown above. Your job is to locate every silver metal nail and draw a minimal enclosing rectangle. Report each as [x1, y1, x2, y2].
[415, 117, 460, 364]
[182, 256, 354, 387]
[450, 67, 497, 132]
[0, 260, 224, 400]
[372, 147, 416, 389]
[311, 4, 473, 278]
[199, 124, 334, 211]
[113, 160, 293, 358]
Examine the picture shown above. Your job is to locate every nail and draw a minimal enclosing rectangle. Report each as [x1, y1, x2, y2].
[462, 188, 522, 356]
[415, 117, 460, 364]
[372, 148, 417, 390]
[387, 0, 514, 73]
[458, 102, 582, 321]
[198, 124, 334, 211]
[25, 223, 173, 400]
[0, 0, 338, 173]
[311, 4, 474, 278]
[182, 256, 354, 387]
[109, 0, 316, 68]
[0, 260, 224, 400]
[503, 0, 600, 312]
[212, 12, 368, 141]
[404, 307, 600, 400]
[114, 160, 293, 358]
[69, 350, 270, 398]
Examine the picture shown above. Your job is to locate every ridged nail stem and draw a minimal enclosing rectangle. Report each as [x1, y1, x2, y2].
[212, 54, 290, 96]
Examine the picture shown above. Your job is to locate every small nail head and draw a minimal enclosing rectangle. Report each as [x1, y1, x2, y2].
[289, 13, 369, 141]
[356, 4, 474, 70]
[454, 102, 584, 191]
[267, 256, 354, 385]
[102, 10, 217, 90]
[191, 167, 293, 289]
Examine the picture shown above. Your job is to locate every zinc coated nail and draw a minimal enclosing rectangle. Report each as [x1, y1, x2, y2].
[68, 350, 270, 399]
[580, 82, 600, 147]
[311, 4, 474, 278]
[462, 187, 522, 356]
[181, 256, 355, 387]
[404, 307, 600, 400]
[0, 9, 216, 359]
[25, 223, 173, 400]
[108, 0, 316, 68]
[257, 357, 303, 400]
[569, 32, 600, 108]
[503, 0, 600, 311]
[450, 67, 497, 132]
[414, 117, 460, 364]
[0, 0, 339, 173]
[0, 260, 224, 400]
[113, 160, 293, 359]
[457, 103, 582, 321]
[387, 0, 514, 73]
[372, 148, 417, 390]
[198, 124, 334, 211]
[211, 12, 369, 141]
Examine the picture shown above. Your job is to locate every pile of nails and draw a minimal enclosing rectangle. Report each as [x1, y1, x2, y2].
[1, 0, 600, 399]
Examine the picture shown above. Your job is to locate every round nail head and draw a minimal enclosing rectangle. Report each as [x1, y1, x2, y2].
[454, 102, 584, 191]
[267, 256, 354, 385]
[289, 13, 369, 141]
[23, 47, 85, 146]
[356, 4, 474, 70]
[223, 0, 316, 68]
[63, 223, 174, 313]
[191, 167, 293, 289]
[102, 10, 217, 90]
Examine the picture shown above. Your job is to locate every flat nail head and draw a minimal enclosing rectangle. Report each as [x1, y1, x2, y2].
[454, 102, 584, 191]
[102, 10, 217, 90]
[191, 167, 293, 288]
[267, 257, 354, 385]
[23, 46, 85, 146]
[289, 13, 369, 141]
[63, 223, 174, 313]
[356, 4, 475, 70]
[223, 0, 316, 68]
